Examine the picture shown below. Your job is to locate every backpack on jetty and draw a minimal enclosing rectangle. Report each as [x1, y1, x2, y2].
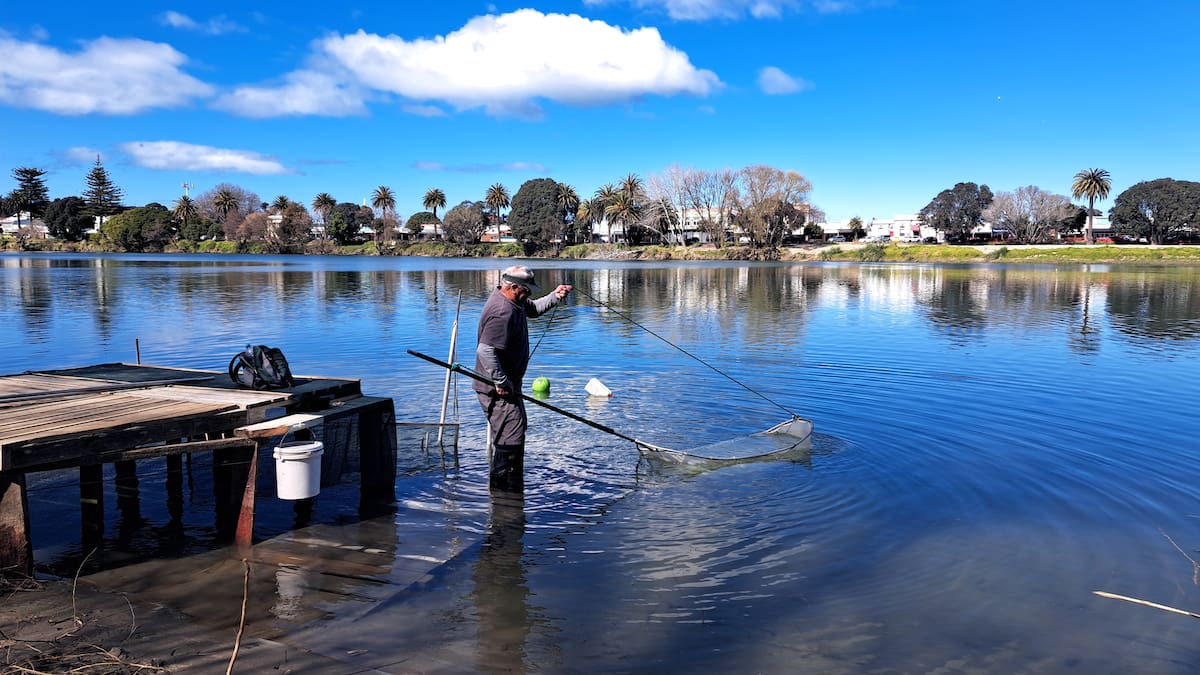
[228, 345, 295, 390]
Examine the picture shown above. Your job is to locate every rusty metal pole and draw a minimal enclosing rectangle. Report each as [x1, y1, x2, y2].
[234, 447, 259, 552]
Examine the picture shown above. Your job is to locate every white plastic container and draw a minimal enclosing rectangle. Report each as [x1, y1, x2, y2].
[274, 440, 324, 499]
[585, 378, 612, 397]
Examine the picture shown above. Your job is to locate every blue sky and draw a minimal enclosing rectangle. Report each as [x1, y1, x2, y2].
[2, 1, 1196, 223]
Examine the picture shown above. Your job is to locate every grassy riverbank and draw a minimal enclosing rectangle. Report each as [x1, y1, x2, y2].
[560, 241, 1200, 265]
[8, 236, 1200, 265]
[790, 242, 1200, 265]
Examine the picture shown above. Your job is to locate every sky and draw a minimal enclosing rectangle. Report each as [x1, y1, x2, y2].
[1, 0, 1196, 224]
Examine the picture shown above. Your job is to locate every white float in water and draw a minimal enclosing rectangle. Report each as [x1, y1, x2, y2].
[585, 378, 612, 397]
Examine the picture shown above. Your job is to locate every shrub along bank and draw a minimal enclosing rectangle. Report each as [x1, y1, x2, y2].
[6, 233, 1200, 265]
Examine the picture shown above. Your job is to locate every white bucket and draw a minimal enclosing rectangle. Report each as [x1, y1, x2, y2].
[585, 378, 612, 397]
[274, 440, 323, 499]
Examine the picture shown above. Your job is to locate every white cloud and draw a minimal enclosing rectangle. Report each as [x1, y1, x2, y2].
[160, 11, 245, 35]
[0, 36, 213, 115]
[65, 146, 104, 163]
[414, 160, 547, 173]
[118, 141, 291, 175]
[402, 103, 447, 117]
[584, 0, 863, 20]
[310, 9, 719, 118]
[500, 161, 547, 172]
[757, 66, 812, 95]
[211, 69, 370, 118]
[585, 0, 793, 20]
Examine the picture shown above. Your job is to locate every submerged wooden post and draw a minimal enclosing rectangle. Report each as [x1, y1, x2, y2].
[165, 454, 184, 522]
[359, 399, 397, 513]
[114, 460, 140, 521]
[0, 471, 33, 577]
[80, 464, 105, 550]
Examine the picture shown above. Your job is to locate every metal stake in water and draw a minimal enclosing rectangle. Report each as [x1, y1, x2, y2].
[437, 292, 462, 448]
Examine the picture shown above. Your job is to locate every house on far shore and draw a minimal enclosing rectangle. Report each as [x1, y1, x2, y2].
[0, 212, 48, 239]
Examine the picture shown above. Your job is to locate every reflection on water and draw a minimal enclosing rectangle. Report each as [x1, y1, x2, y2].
[4, 253, 1200, 672]
[473, 494, 531, 675]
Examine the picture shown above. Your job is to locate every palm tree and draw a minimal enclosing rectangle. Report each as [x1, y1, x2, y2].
[556, 183, 580, 243]
[576, 196, 600, 243]
[619, 173, 644, 202]
[594, 183, 619, 243]
[173, 195, 198, 237]
[485, 183, 510, 242]
[1071, 169, 1112, 244]
[271, 195, 291, 213]
[214, 189, 239, 223]
[371, 185, 396, 252]
[605, 190, 642, 246]
[423, 188, 447, 239]
[312, 192, 335, 239]
[618, 174, 645, 244]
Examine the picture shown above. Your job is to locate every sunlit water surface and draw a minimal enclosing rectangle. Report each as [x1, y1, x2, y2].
[3, 252, 1200, 673]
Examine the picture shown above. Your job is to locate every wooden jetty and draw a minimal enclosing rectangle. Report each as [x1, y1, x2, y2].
[0, 362, 396, 577]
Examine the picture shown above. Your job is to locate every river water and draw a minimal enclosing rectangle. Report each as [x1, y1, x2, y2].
[3, 252, 1199, 673]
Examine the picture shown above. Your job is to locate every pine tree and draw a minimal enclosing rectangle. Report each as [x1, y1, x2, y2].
[11, 167, 50, 225]
[83, 156, 124, 226]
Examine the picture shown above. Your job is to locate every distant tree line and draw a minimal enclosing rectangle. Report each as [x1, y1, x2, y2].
[5, 160, 1198, 253]
[919, 171, 1200, 245]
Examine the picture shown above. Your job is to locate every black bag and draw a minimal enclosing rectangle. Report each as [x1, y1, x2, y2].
[228, 345, 295, 390]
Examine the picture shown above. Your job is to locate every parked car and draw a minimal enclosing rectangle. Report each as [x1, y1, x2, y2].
[829, 235, 846, 243]
[923, 236, 938, 244]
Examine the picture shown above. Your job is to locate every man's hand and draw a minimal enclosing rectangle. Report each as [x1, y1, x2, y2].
[554, 284, 573, 299]
[495, 384, 512, 397]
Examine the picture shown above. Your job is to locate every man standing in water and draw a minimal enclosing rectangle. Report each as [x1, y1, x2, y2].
[475, 265, 572, 492]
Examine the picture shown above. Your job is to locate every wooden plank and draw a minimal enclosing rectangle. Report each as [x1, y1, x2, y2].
[0, 401, 243, 471]
[0, 376, 218, 405]
[0, 374, 112, 397]
[36, 362, 223, 384]
[27, 437, 258, 472]
[128, 386, 289, 409]
[0, 362, 366, 471]
[41, 363, 361, 395]
[8, 363, 360, 410]
[234, 396, 392, 439]
[0, 395, 230, 444]
[236, 413, 326, 439]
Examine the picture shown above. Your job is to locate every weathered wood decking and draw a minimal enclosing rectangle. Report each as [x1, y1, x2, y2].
[0, 363, 396, 577]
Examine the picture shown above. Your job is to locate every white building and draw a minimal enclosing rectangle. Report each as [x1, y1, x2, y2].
[0, 212, 48, 238]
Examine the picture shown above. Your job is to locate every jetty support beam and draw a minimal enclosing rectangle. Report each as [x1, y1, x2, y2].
[0, 471, 33, 578]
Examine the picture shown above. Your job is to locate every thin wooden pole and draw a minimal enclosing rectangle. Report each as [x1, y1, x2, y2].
[1093, 591, 1200, 619]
